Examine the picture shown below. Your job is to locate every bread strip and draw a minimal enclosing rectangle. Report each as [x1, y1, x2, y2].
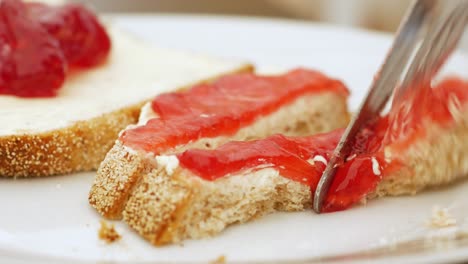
[124, 107, 468, 245]
[89, 92, 349, 219]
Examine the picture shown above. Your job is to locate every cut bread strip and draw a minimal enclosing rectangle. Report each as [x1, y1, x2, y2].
[119, 78, 468, 245]
[124, 105, 468, 245]
[89, 70, 350, 219]
[0, 27, 251, 177]
[90, 93, 349, 219]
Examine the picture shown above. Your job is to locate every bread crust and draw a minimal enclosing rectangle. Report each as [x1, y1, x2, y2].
[0, 104, 141, 177]
[0, 65, 253, 178]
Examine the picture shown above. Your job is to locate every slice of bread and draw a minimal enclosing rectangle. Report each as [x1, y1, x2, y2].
[0, 27, 251, 177]
[123, 104, 468, 246]
[89, 70, 350, 219]
[110, 78, 468, 246]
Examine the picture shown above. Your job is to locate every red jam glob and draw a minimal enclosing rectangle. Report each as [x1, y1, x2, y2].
[0, 0, 110, 97]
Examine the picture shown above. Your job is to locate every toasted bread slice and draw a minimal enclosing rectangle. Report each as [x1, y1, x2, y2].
[120, 78, 468, 245]
[89, 69, 350, 219]
[0, 27, 251, 177]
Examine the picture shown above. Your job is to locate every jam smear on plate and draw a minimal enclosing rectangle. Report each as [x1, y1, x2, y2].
[0, 0, 110, 98]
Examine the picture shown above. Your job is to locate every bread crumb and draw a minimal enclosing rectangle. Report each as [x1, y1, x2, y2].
[210, 255, 226, 264]
[98, 220, 121, 243]
[427, 206, 456, 228]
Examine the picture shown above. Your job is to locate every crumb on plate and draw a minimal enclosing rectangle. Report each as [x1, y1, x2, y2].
[210, 255, 226, 264]
[427, 206, 457, 228]
[98, 220, 121, 243]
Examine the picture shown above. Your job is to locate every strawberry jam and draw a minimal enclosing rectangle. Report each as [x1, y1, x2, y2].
[28, 2, 111, 67]
[176, 77, 468, 212]
[121, 69, 349, 153]
[178, 131, 343, 186]
[0, 0, 110, 97]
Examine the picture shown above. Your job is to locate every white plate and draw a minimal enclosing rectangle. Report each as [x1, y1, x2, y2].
[1, 15, 468, 264]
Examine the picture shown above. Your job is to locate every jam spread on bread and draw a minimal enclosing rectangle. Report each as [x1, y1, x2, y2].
[177, 131, 342, 186]
[324, 78, 468, 211]
[176, 77, 468, 212]
[0, 0, 110, 97]
[121, 69, 348, 153]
